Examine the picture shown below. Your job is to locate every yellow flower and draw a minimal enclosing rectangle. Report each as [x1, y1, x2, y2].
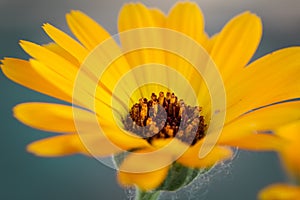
[258, 122, 300, 200]
[259, 184, 300, 200]
[1, 2, 300, 191]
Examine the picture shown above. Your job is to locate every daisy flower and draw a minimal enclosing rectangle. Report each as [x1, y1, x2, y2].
[1, 2, 300, 199]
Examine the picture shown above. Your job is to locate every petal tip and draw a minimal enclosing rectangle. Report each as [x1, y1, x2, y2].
[18, 40, 25, 45]
[19, 40, 33, 49]
[42, 23, 51, 30]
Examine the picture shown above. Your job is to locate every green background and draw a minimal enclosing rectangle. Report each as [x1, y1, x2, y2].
[0, 0, 299, 199]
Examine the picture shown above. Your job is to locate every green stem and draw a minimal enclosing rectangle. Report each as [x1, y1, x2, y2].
[135, 188, 161, 200]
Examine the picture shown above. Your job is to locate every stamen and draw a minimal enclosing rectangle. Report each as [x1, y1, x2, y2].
[123, 92, 207, 145]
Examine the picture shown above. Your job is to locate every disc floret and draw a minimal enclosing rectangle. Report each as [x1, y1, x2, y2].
[123, 91, 207, 145]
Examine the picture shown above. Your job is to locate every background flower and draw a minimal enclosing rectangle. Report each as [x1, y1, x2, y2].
[258, 122, 300, 200]
[0, 0, 299, 199]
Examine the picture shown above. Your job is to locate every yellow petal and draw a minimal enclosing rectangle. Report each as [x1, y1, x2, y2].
[280, 142, 300, 179]
[118, 3, 166, 67]
[221, 133, 285, 151]
[63, 11, 133, 108]
[66, 10, 111, 50]
[211, 11, 262, 83]
[29, 132, 133, 157]
[226, 47, 300, 122]
[19, 40, 78, 82]
[118, 166, 169, 191]
[117, 3, 212, 113]
[13, 102, 94, 133]
[27, 134, 89, 157]
[276, 121, 300, 142]
[204, 33, 219, 53]
[178, 142, 233, 168]
[219, 101, 300, 147]
[75, 128, 149, 157]
[119, 3, 165, 30]
[117, 149, 171, 191]
[16, 102, 146, 157]
[43, 43, 80, 66]
[167, 2, 206, 45]
[74, 98, 151, 154]
[276, 122, 300, 178]
[151, 138, 190, 158]
[117, 148, 172, 172]
[258, 184, 300, 200]
[1, 58, 71, 103]
[101, 125, 151, 152]
[152, 139, 232, 168]
[66, 16, 134, 109]
[28, 58, 97, 109]
[28, 59, 74, 99]
[28, 132, 126, 157]
[165, 2, 212, 111]
[149, 8, 166, 27]
[42, 23, 89, 63]
[13, 101, 150, 155]
[165, 2, 208, 91]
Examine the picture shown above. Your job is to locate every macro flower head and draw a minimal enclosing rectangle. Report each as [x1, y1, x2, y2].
[1, 1, 300, 198]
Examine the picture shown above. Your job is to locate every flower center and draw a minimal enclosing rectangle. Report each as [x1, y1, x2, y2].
[123, 91, 207, 145]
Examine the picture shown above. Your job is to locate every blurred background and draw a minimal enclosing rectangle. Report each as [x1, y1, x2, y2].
[0, 0, 299, 199]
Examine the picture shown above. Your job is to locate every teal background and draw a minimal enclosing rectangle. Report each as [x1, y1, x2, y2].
[0, 0, 299, 199]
